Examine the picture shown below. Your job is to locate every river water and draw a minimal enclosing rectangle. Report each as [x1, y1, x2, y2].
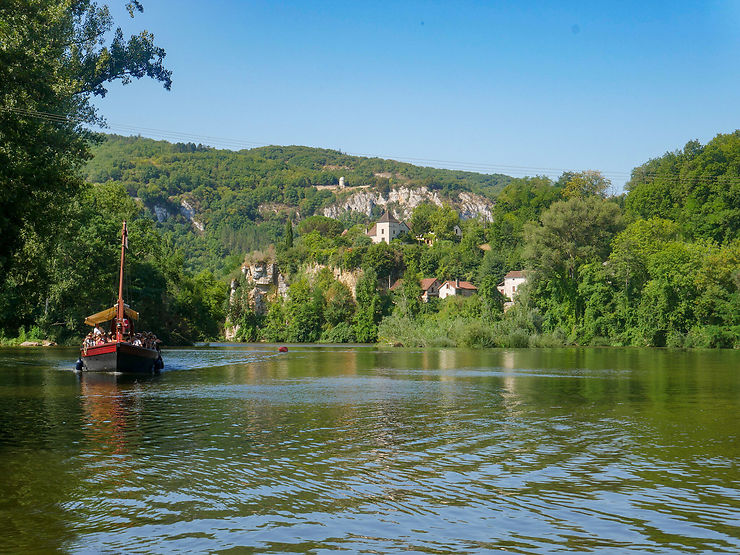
[0, 345, 737, 553]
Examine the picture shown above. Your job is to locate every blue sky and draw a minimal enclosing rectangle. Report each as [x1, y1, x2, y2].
[94, 1, 740, 188]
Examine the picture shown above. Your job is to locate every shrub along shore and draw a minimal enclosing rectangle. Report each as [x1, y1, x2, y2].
[227, 133, 739, 350]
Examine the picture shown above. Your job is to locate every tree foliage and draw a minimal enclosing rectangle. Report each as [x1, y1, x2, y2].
[562, 170, 611, 199]
[81, 135, 510, 274]
[0, 2, 238, 345]
[0, 1, 171, 278]
[625, 132, 740, 244]
[0, 182, 226, 344]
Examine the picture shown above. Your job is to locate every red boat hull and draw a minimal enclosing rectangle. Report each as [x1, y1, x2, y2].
[81, 342, 160, 373]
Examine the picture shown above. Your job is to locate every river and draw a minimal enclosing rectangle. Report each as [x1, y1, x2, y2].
[0, 345, 738, 552]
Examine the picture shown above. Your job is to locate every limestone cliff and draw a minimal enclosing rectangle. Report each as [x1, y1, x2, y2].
[303, 263, 363, 299]
[225, 260, 287, 341]
[224, 259, 364, 341]
[322, 186, 493, 222]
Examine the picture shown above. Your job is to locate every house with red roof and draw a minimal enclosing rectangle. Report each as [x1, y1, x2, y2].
[389, 277, 442, 302]
[438, 279, 477, 299]
[419, 278, 442, 301]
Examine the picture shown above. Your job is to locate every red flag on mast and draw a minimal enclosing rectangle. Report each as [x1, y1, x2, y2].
[123, 221, 128, 249]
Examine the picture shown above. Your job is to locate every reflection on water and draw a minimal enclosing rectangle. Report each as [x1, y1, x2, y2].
[0, 346, 738, 553]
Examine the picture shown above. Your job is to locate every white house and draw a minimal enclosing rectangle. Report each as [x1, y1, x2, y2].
[438, 279, 477, 299]
[497, 271, 527, 307]
[366, 211, 410, 244]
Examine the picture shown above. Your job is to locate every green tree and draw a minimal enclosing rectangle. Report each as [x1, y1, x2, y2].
[608, 218, 681, 297]
[285, 278, 324, 342]
[562, 170, 611, 199]
[284, 219, 293, 248]
[486, 175, 561, 263]
[431, 204, 461, 242]
[0, 0, 171, 279]
[477, 274, 505, 321]
[353, 268, 381, 342]
[577, 262, 620, 344]
[524, 197, 623, 332]
[296, 215, 344, 238]
[362, 242, 401, 285]
[633, 241, 707, 346]
[393, 275, 423, 320]
[324, 281, 356, 328]
[625, 132, 740, 244]
[410, 203, 437, 236]
[261, 297, 287, 342]
[525, 197, 623, 282]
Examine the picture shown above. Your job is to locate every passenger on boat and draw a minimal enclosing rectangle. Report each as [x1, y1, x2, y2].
[93, 324, 104, 336]
[144, 333, 160, 350]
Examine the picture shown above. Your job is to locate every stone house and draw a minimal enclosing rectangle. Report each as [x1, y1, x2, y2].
[419, 278, 442, 302]
[366, 211, 410, 244]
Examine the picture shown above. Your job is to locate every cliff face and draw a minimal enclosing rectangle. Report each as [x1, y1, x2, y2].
[224, 260, 364, 341]
[225, 260, 287, 341]
[151, 186, 494, 229]
[303, 263, 363, 299]
[180, 199, 204, 232]
[322, 186, 493, 222]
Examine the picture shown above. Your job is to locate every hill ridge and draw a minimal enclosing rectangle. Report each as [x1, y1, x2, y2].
[85, 134, 511, 273]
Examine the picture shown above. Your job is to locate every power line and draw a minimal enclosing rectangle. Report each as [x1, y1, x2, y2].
[3, 105, 737, 184]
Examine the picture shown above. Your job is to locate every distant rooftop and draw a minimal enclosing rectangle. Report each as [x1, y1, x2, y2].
[419, 278, 439, 291]
[378, 211, 400, 224]
[442, 280, 477, 290]
[504, 271, 526, 279]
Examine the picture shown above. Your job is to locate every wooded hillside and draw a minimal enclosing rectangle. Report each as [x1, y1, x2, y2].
[84, 135, 511, 273]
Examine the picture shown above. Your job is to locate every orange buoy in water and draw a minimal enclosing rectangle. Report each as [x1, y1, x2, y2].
[278, 346, 288, 352]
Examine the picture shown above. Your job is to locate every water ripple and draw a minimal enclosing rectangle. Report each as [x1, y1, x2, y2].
[0, 346, 738, 553]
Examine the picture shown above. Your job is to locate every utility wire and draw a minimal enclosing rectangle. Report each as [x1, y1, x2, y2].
[3, 106, 737, 184]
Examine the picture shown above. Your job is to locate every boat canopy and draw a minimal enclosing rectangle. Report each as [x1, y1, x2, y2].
[84, 305, 139, 326]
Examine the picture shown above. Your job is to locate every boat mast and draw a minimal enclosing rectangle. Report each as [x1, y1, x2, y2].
[116, 221, 127, 342]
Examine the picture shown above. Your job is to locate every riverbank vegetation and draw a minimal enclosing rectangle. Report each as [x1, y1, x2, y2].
[231, 132, 739, 348]
[0, 1, 224, 346]
[4, 128, 737, 347]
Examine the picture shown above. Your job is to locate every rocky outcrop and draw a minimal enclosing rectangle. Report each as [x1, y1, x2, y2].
[180, 200, 204, 232]
[19, 340, 57, 347]
[225, 260, 288, 341]
[224, 259, 364, 340]
[322, 186, 493, 221]
[304, 263, 363, 298]
[455, 192, 494, 221]
[153, 205, 170, 223]
[240, 261, 284, 314]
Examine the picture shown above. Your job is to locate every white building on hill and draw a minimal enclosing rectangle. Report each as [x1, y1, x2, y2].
[366, 211, 410, 244]
[497, 270, 527, 310]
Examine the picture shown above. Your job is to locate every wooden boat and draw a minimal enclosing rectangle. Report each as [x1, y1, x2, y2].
[78, 222, 164, 373]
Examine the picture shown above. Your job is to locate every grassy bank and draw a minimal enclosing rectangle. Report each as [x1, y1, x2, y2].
[0, 326, 58, 347]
